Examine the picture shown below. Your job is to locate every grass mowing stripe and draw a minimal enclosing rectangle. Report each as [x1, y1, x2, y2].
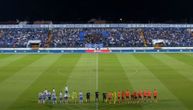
[51, 54, 83, 110]
[8, 54, 81, 110]
[66, 54, 97, 110]
[0, 55, 43, 83]
[98, 54, 143, 110]
[67, 54, 97, 93]
[0, 55, 26, 67]
[0, 54, 13, 59]
[167, 54, 193, 68]
[0, 55, 61, 110]
[118, 54, 187, 110]
[135, 54, 193, 109]
[152, 54, 193, 82]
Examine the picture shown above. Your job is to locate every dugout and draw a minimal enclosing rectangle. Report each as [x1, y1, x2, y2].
[27, 40, 41, 50]
[152, 39, 167, 49]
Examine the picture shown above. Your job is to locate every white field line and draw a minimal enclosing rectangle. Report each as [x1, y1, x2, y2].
[96, 54, 98, 91]
[96, 54, 99, 110]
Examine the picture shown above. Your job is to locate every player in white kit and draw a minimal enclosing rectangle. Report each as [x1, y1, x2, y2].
[38, 92, 43, 104]
[52, 92, 57, 104]
[59, 91, 63, 104]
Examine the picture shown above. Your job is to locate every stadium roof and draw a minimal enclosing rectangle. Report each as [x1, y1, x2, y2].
[0, 0, 193, 23]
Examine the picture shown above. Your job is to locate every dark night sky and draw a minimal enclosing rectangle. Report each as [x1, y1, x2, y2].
[0, 0, 193, 23]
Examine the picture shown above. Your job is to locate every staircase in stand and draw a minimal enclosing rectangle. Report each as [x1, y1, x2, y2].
[45, 30, 52, 48]
[140, 30, 147, 47]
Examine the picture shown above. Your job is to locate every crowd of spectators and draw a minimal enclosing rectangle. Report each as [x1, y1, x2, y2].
[0, 27, 193, 48]
[144, 28, 193, 47]
[0, 28, 48, 48]
[51, 28, 82, 47]
[50, 28, 144, 47]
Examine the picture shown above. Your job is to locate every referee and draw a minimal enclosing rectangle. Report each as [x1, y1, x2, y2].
[95, 91, 99, 102]
[86, 91, 91, 103]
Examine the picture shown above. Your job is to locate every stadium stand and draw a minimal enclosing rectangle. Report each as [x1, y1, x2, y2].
[0, 28, 48, 48]
[0, 24, 193, 48]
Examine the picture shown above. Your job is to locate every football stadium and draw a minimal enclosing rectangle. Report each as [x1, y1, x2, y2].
[1, 0, 193, 110]
[0, 24, 193, 110]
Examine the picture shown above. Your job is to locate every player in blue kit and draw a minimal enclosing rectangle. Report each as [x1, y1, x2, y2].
[79, 91, 83, 104]
[42, 91, 47, 104]
[52, 92, 57, 104]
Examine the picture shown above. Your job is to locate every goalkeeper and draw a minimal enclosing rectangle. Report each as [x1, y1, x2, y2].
[71, 90, 78, 104]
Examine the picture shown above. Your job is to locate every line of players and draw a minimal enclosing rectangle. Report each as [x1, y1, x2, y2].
[103, 89, 158, 104]
[38, 86, 158, 104]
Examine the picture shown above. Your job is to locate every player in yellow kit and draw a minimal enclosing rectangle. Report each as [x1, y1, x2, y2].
[113, 91, 117, 104]
[71, 90, 78, 104]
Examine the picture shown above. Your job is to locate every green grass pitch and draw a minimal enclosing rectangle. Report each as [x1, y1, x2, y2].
[0, 53, 193, 110]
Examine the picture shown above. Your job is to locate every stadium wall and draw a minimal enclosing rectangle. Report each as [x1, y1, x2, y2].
[0, 47, 193, 54]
